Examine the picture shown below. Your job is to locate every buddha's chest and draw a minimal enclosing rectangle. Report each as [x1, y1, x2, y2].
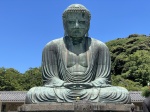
[65, 51, 88, 67]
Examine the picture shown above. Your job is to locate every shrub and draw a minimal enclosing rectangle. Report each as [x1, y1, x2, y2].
[142, 86, 150, 97]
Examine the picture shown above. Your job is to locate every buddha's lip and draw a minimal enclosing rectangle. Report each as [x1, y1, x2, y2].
[72, 29, 80, 31]
[71, 28, 84, 30]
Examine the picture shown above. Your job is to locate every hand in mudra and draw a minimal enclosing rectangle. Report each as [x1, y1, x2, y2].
[63, 82, 93, 90]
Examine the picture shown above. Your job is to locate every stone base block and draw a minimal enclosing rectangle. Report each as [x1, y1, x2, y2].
[18, 102, 135, 112]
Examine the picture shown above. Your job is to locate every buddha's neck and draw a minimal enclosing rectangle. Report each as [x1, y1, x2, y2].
[64, 36, 88, 54]
[69, 36, 85, 45]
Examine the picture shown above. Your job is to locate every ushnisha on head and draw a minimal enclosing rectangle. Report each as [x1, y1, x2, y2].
[62, 4, 91, 38]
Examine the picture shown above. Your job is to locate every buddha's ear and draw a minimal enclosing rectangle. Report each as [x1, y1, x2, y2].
[85, 23, 90, 37]
[64, 30, 68, 37]
[85, 33, 88, 37]
[63, 20, 68, 37]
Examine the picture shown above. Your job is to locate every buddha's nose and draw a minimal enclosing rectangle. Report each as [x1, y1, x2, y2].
[75, 21, 79, 28]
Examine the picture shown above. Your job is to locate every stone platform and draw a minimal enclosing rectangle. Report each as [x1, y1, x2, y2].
[18, 101, 135, 112]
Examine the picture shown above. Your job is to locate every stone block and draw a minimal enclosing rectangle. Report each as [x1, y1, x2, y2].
[18, 102, 135, 112]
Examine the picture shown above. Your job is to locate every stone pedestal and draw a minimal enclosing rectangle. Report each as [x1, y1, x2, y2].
[18, 101, 135, 112]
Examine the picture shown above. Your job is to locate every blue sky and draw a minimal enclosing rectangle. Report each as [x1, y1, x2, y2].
[0, 0, 150, 73]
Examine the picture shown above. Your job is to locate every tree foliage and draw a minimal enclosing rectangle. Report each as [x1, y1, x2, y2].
[142, 86, 150, 97]
[22, 67, 42, 90]
[106, 34, 150, 90]
[0, 67, 22, 90]
[111, 75, 142, 91]
[0, 67, 42, 91]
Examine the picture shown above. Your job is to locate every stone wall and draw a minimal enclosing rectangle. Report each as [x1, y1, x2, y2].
[3, 102, 24, 112]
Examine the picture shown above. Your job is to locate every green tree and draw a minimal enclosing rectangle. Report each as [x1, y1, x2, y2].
[142, 86, 150, 97]
[112, 75, 142, 91]
[107, 34, 150, 89]
[22, 67, 42, 90]
[0, 67, 23, 90]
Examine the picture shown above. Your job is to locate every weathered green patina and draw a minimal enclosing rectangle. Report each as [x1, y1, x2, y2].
[25, 4, 131, 104]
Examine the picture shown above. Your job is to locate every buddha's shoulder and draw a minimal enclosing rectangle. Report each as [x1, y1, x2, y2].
[45, 37, 64, 47]
[43, 37, 63, 50]
[91, 38, 108, 48]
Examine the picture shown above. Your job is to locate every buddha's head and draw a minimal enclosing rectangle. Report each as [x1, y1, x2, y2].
[63, 4, 91, 38]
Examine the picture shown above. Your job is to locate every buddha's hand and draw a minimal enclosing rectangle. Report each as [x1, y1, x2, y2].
[91, 83, 112, 88]
[63, 82, 93, 90]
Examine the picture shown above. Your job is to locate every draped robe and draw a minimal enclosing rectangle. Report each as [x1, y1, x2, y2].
[25, 37, 131, 104]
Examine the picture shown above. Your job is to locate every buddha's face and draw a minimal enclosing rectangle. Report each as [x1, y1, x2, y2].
[64, 12, 90, 38]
